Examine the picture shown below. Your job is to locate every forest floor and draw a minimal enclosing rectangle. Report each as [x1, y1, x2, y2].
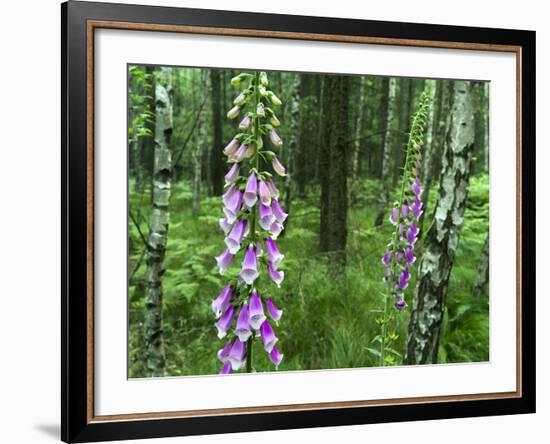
[128, 175, 489, 378]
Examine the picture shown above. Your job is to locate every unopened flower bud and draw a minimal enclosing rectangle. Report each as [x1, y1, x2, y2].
[270, 115, 281, 127]
[233, 92, 246, 106]
[227, 105, 240, 119]
[256, 102, 265, 117]
[259, 72, 269, 86]
[268, 92, 282, 106]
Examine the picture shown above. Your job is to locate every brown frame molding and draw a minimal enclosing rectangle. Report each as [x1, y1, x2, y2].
[86, 19, 523, 424]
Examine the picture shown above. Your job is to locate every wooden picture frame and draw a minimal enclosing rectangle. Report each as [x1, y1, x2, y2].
[61, 1, 536, 442]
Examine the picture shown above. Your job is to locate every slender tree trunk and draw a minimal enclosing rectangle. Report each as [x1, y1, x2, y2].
[374, 77, 397, 226]
[315, 77, 325, 183]
[210, 69, 224, 195]
[144, 67, 173, 377]
[139, 65, 155, 193]
[282, 74, 301, 231]
[319, 76, 331, 252]
[350, 76, 365, 203]
[473, 232, 490, 298]
[192, 71, 208, 216]
[405, 80, 477, 365]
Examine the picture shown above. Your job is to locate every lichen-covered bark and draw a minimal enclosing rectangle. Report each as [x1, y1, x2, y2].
[405, 80, 476, 365]
[144, 67, 173, 377]
[473, 232, 490, 298]
[374, 77, 397, 226]
[283, 74, 301, 230]
[192, 71, 208, 216]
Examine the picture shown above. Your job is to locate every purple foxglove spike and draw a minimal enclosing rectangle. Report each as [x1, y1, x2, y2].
[266, 178, 280, 199]
[239, 245, 259, 285]
[267, 261, 285, 288]
[259, 203, 275, 231]
[256, 241, 263, 257]
[269, 346, 284, 368]
[265, 237, 284, 268]
[227, 105, 240, 119]
[239, 115, 251, 130]
[227, 339, 247, 371]
[398, 268, 411, 290]
[381, 250, 392, 266]
[259, 180, 272, 206]
[235, 304, 252, 342]
[217, 339, 232, 363]
[225, 219, 248, 254]
[219, 218, 232, 235]
[219, 361, 232, 374]
[272, 157, 286, 176]
[248, 290, 266, 330]
[224, 163, 240, 185]
[260, 320, 278, 353]
[230, 144, 247, 163]
[211, 285, 232, 318]
[244, 172, 258, 208]
[215, 248, 235, 274]
[223, 138, 240, 157]
[395, 298, 407, 311]
[271, 199, 288, 223]
[269, 130, 283, 146]
[269, 221, 284, 240]
[389, 207, 399, 225]
[266, 298, 283, 324]
[222, 184, 237, 206]
[215, 305, 235, 339]
[406, 222, 420, 244]
[223, 190, 243, 224]
[404, 245, 416, 264]
[411, 177, 423, 197]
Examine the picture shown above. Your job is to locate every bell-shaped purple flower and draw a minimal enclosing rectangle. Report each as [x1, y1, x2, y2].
[271, 199, 288, 223]
[411, 177, 423, 197]
[404, 245, 416, 264]
[266, 178, 280, 199]
[239, 245, 259, 285]
[269, 221, 284, 240]
[381, 250, 392, 266]
[395, 298, 407, 311]
[225, 219, 248, 254]
[230, 144, 247, 163]
[215, 248, 235, 274]
[272, 157, 286, 176]
[244, 172, 258, 208]
[401, 204, 410, 218]
[406, 222, 420, 244]
[389, 207, 399, 225]
[266, 298, 283, 325]
[224, 163, 240, 185]
[239, 115, 251, 130]
[235, 304, 252, 342]
[215, 305, 235, 339]
[248, 290, 266, 330]
[258, 180, 272, 206]
[223, 138, 239, 157]
[219, 361, 232, 374]
[265, 237, 284, 268]
[267, 261, 284, 287]
[223, 189, 242, 225]
[211, 284, 232, 318]
[398, 268, 411, 290]
[260, 320, 278, 353]
[222, 184, 237, 207]
[410, 197, 423, 219]
[269, 130, 283, 146]
[269, 346, 283, 368]
[259, 203, 275, 231]
[227, 339, 246, 370]
[217, 339, 232, 363]
[219, 218, 232, 235]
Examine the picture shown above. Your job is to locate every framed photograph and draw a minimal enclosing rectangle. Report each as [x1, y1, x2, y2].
[61, 1, 535, 442]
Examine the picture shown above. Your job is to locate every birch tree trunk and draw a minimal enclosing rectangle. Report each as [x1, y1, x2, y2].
[374, 77, 397, 226]
[473, 232, 490, 298]
[192, 71, 208, 216]
[405, 80, 476, 365]
[350, 76, 365, 203]
[144, 67, 173, 377]
[283, 74, 301, 230]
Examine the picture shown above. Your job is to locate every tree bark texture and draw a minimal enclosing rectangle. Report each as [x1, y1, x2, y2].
[210, 69, 225, 195]
[473, 232, 490, 298]
[374, 77, 397, 226]
[405, 80, 477, 365]
[319, 75, 351, 266]
[192, 71, 208, 216]
[350, 76, 365, 201]
[144, 67, 173, 377]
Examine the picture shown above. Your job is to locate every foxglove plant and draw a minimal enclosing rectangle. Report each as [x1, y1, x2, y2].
[377, 91, 430, 367]
[212, 71, 287, 374]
